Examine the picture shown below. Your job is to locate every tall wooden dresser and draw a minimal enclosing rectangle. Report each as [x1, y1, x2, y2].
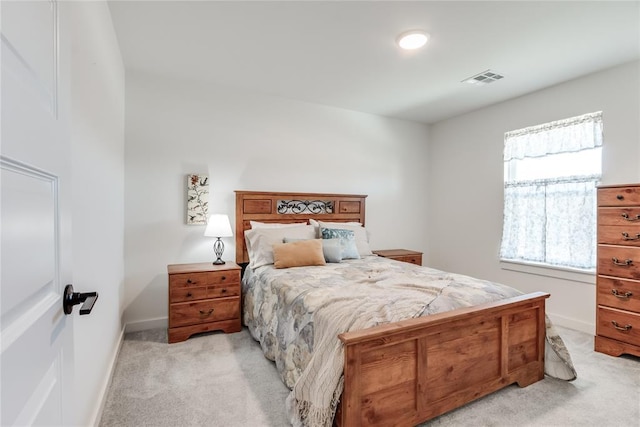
[595, 184, 640, 357]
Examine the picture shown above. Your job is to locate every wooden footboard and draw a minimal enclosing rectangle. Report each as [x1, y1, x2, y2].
[337, 292, 549, 426]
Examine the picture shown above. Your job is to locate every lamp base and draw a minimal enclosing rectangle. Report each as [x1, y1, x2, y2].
[213, 238, 226, 265]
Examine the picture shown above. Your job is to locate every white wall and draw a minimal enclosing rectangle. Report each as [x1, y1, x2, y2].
[68, 2, 125, 425]
[123, 71, 430, 329]
[427, 60, 640, 333]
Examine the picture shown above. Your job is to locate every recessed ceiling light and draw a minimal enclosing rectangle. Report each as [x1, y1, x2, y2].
[397, 30, 429, 50]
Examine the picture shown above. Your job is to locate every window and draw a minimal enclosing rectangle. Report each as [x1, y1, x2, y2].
[500, 111, 602, 271]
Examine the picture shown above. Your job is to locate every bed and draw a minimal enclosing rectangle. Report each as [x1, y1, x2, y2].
[235, 190, 576, 427]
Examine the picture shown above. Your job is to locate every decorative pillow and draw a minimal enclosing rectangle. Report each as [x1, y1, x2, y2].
[316, 220, 373, 257]
[320, 238, 343, 263]
[245, 225, 316, 269]
[250, 220, 307, 229]
[283, 237, 343, 263]
[321, 228, 360, 260]
[272, 239, 326, 269]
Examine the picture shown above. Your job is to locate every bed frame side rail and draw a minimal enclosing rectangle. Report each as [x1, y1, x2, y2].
[338, 292, 549, 426]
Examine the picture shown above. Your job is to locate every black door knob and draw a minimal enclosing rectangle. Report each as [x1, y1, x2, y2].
[63, 284, 98, 315]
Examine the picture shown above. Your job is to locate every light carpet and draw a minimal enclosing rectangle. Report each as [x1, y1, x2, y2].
[99, 326, 639, 426]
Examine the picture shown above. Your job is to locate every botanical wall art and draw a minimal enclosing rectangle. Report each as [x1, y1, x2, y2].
[186, 174, 209, 224]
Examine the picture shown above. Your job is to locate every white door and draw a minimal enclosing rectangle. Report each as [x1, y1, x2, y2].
[1, 1, 74, 425]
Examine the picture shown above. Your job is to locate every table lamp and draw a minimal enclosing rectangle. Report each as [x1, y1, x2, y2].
[204, 214, 233, 265]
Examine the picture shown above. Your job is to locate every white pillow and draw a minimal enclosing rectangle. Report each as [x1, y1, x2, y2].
[315, 220, 373, 257]
[245, 225, 316, 269]
[250, 220, 307, 229]
[309, 219, 361, 228]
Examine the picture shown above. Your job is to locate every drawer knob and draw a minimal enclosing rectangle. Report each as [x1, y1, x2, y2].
[611, 289, 633, 299]
[621, 212, 640, 221]
[221, 288, 227, 293]
[199, 308, 214, 316]
[612, 257, 633, 266]
[611, 320, 632, 332]
[186, 279, 196, 285]
[617, 195, 624, 200]
[622, 232, 640, 241]
[186, 292, 193, 298]
[221, 276, 226, 281]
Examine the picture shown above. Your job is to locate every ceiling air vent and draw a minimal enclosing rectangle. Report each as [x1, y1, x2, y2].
[462, 70, 504, 86]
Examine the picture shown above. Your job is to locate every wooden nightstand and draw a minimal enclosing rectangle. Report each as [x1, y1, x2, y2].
[167, 262, 242, 343]
[373, 249, 423, 266]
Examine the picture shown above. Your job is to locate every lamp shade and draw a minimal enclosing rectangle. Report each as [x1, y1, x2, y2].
[204, 214, 233, 237]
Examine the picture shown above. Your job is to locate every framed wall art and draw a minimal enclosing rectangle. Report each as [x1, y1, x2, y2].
[186, 174, 209, 224]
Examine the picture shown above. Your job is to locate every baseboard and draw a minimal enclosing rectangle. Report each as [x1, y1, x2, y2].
[124, 316, 167, 333]
[89, 325, 125, 426]
[547, 311, 594, 335]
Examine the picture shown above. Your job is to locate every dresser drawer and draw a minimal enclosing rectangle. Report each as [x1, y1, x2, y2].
[598, 225, 640, 246]
[597, 277, 640, 313]
[596, 306, 640, 347]
[597, 245, 640, 280]
[170, 297, 240, 328]
[598, 207, 640, 226]
[169, 270, 240, 289]
[170, 286, 208, 303]
[599, 186, 640, 207]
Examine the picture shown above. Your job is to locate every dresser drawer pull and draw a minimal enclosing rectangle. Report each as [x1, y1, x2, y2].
[611, 289, 633, 299]
[621, 212, 640, 221]
[617, 195, 625, 200]
[186, 292, 193, 298]
[621, 232, 640, 241]
[199, 308, 214, 316]
[221, 288, 227, 293]
[611, 321, 632, 331]
[612, 257, 633, 266]
[221, 276, 226, 281]
[186, 278, 197, 285]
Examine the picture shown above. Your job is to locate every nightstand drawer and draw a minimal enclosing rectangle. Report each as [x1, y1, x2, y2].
[373, 249, 423, 266]
[170, 286, 208, 303]
[170, 297, 240, 328]
[209, 282, 240, 298]
[169, 270, 240, 289]
[393, 255, 422, 266]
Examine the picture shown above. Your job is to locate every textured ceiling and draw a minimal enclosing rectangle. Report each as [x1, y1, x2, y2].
[109, 1, 640, 124]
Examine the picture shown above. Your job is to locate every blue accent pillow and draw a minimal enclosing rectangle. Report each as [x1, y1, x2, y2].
[283, 237, 343, 263]
[320, 228, 360, 260]
[320, 238, 343, 263]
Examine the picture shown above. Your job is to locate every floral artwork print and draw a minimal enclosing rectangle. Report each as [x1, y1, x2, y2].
[186, 174, 209, 224]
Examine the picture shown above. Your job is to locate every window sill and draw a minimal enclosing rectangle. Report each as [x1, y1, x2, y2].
[499, 259, 595, 285]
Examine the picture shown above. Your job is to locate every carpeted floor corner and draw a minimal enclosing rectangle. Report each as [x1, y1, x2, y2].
[99, 326, 639, 426]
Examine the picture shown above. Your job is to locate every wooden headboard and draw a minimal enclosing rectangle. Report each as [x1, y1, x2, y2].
[235, 191, 367, 264]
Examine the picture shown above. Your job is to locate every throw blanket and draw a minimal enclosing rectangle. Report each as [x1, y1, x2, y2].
[286, 276, 441, 426]
[242, 257, 577, 427]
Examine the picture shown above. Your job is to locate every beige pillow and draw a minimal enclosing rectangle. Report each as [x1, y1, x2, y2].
[272, 239, 326, 269]
[245, 225, 316, 269]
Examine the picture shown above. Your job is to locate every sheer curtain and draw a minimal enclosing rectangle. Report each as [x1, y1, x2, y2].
[500, 112, 602, 270]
